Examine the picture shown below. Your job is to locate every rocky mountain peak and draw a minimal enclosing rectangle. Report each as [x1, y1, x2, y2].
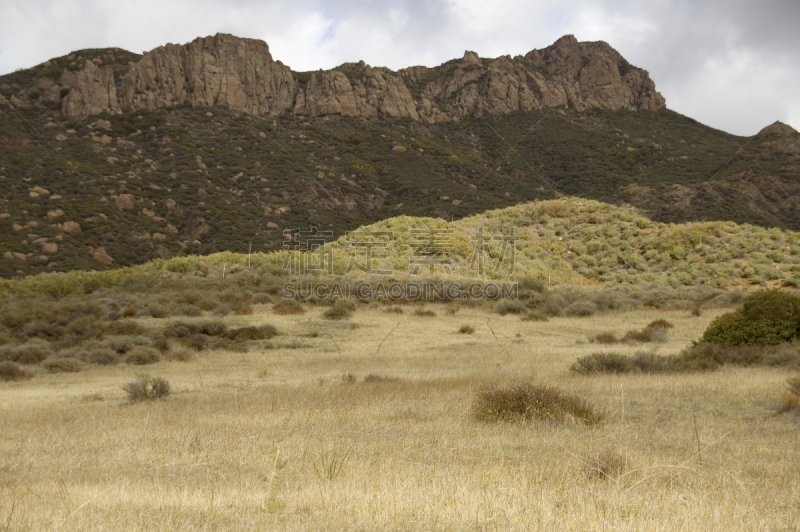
[757, 121, 798, 137]
[460, 51, 482, 67]
[1, 33, 667, 122]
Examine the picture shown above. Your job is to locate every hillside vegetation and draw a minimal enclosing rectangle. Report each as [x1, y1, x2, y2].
[2, 197, 799, 303]
[1, 98, 799, 277]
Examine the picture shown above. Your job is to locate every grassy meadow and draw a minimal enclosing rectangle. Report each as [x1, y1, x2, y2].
[2, 302, 799, 531]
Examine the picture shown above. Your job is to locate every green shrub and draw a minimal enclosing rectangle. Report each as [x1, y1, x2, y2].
[517, 276, 547, 293]
[473, 383, 604, 425]
[0, 361, 30, 381]
[323, 300, 356, 320]
[124, 346, 161, 365]
[125, 374, 170, 402]
[42, 357, 83, 373]
[571, 352, 682, 374]
[701, 290, 800, 346]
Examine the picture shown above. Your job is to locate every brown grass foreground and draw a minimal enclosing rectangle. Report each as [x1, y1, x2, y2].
[1, 305, 798, 530]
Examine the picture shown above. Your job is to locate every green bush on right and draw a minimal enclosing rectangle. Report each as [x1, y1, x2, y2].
[700, 290, 800, 346]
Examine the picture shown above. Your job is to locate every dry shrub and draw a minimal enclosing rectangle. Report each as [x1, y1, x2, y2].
[166, 320, 227, 338]
[0, 339, 54, 364]
[224, 324, 278, 341]
[777, 393, 800, 414]
[584, 449, 628, 480]
[252, 293, 273, 305]
[42, 357, 83, 373]
[563, 301, 598, 317]
[592, 332, 618, 344]
[0, 361, 30, 381]
[233, 306, 254, 316]
[495, 300, 526, 316]
[273, 300, 305, 315]
[125, 374, 170, 402]
[324, 300, 356, 320]
[124, 346, 161, 365]
[788, 375, 800, 397]
[621, 319, 673, 343]
[137, 303, 170, 319]
[384, 306, 404, 314]
[474, 383, 604, 425]
[521, 310, 549, 322]
[413, 308, 436, 317]
[213, 305, 232, 317]
[571, 352, 680, 375]
[80, 347, 120, 365]
[104, 335, 153, 354]
[646, 319, 674, 332]
[165, 340, 197, 362]
[459, 324, 476, 334]
[174, 304, 203, 317]
[105, 320, 148, 336]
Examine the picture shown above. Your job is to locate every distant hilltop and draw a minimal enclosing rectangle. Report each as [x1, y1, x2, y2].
[1, 33, 665, 122]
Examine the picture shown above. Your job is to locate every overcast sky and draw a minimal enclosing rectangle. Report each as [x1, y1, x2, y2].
[1, 0, 797, 136]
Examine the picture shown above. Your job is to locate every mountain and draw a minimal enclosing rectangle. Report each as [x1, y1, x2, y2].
[0, 34, 798, 279]
[0, 33, 663, 121]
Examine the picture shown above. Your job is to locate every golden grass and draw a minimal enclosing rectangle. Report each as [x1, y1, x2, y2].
[1, 305, 799, 530]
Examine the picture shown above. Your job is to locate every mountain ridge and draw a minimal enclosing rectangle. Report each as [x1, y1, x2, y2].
[0, 33, 664, 121]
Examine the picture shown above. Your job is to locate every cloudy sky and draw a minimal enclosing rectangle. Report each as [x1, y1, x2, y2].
[1, 0, 797, 136]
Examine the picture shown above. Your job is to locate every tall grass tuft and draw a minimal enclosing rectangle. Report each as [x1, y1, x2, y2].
[312, 448, 351, 481]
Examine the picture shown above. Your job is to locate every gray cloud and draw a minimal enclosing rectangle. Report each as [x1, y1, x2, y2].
[1, 0, 797, 135]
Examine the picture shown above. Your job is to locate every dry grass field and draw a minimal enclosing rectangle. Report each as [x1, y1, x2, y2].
[1, 304, 798, 531]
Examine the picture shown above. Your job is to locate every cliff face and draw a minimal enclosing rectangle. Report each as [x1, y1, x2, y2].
[9, 33, 665, 120]
[120, 34, 296, 115]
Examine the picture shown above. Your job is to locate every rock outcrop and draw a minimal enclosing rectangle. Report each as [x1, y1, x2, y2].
[29, 33, 665, 120]
[120, 33, 296, 116]
[61, 59, 121, 117]
[401, 35, 665, 122]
